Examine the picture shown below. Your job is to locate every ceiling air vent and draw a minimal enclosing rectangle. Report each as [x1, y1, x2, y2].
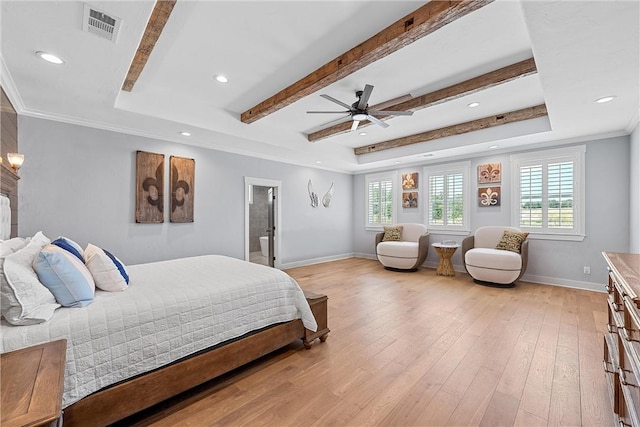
[82, 3, 121, 42]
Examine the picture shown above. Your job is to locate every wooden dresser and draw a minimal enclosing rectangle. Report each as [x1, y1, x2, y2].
[1, 339, 67, 427]
[604, 252, 640, 426]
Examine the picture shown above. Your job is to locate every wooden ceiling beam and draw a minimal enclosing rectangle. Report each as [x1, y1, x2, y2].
[122, 0, 177, 92]
[354, 104, 548, 155]
[241, 0, 494, 124]
[307, 57, 537, 142]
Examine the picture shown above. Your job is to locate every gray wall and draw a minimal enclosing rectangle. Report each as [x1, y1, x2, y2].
[631, 123, 640, 253]
[353, 136, 631, 291]
[16, 115, 636, 290]
[18, 116, 354, 267]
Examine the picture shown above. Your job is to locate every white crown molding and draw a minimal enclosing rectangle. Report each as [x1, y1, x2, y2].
[626, 108, 640, 134]
[0, 54, 26, 112]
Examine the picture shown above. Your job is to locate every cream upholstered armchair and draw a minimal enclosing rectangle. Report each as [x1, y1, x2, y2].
[375, 223, 429, 271]
[461, 226, 529, 287]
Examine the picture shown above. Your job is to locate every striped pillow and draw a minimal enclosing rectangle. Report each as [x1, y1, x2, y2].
[84, 244, 129, 292]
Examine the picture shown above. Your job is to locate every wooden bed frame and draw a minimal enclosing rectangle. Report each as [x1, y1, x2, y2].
[63, 319, 306, 426]
[62, 290, 330, 426]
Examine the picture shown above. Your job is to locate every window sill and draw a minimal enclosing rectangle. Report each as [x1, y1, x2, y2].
[525, 232, 586, 242]
[426, 229, 471, 236]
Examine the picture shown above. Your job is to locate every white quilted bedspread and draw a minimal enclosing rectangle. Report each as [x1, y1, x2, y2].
[0, 255, 317, 408]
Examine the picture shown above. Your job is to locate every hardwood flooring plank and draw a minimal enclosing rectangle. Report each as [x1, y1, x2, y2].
[445, 366, 501, 426]
[479, 390, 520, 426]
[513, 408, 547, 426]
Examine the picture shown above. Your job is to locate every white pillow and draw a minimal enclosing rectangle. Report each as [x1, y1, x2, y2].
[0, 237, 30, 257]
[1, 231, 60, 325]
[84, 244, 129, 292]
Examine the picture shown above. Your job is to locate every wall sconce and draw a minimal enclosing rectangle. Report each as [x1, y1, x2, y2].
[7, 153, 24, 173]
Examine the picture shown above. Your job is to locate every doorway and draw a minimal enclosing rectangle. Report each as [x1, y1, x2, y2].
[244, 177, 281, 268]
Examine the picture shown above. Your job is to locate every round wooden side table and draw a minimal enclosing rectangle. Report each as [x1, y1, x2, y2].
[432, 243, 460, 277]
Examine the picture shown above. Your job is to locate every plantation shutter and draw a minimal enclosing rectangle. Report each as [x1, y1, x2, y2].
[428, 175, 444, 226]
[425, 163, 469, 231]
[366, 175, 395, 228]
[514, 148, 580, 237]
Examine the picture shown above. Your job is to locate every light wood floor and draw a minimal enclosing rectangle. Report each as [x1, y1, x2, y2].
[119, 258, 613, 426]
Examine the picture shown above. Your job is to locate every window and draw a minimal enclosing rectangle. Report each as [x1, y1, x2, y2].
[424, 162, 470, 233]
[365, 172, 397, 229]
[511, 145, 585, 241]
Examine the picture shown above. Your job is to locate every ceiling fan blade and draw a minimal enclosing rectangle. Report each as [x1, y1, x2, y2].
[357, 84, 374, 110]
[320, 94, 353, 110]
[319, 115, 352, 127]
[367, 114, 390, 129]
[306, 110, 350, 114]
[368, 110, 414, 116]
[370, 94, 412, 111]
[351, 120, 360, 131]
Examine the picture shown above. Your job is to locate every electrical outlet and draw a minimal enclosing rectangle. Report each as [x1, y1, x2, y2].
[584, 266, 591, 275]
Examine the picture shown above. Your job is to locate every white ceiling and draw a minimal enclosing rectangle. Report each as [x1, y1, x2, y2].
[1, 0, 638, 173]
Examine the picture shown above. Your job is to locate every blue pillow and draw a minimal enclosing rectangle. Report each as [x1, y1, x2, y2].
[33, 244, 95, 307]
[51, 237, 85, 262]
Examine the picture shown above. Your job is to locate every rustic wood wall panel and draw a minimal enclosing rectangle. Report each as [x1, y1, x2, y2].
[1, 87, 19, 237]
[135, 151, 164, 223]
[169, 156, 194, 223]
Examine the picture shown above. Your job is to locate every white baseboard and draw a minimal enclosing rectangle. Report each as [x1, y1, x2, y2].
[283, 254, 606, 293]
[280, 253, 355, 269]
[519, 273, 605, 293]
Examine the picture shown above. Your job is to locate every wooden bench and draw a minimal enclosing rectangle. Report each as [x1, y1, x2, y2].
[303, 290, 330, 348]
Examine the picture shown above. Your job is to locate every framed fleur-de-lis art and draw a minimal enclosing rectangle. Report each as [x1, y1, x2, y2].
[477, 162, 501, 184]
[170, 156, 195, 223]
[135, 151, 165, 223]
[478, 186, 501, 207]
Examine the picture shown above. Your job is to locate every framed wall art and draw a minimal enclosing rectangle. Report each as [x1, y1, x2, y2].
[478, 186, 500, 207]
[402, 191, 418, 208]
[170, 155, 195, 222]
[135, 151, 164, 223]
[477, 163, 501, 183]
[402, 172, 419, 190]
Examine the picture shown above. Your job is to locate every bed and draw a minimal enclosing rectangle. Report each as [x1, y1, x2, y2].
[0, 197, 321, 426]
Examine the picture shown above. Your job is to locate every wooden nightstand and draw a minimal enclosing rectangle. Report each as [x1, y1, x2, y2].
[1, 339, 66, 427]
[303, 290, 330, 348]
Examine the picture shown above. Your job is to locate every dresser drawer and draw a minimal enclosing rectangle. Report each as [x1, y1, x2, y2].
[605, 333, 621, 414]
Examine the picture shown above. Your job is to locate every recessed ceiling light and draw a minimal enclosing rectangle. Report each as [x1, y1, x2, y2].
[468, 102, 480, 108]
[359, 132, 367, 136]
[180, 131, 191, 137]
[596, 96, 615, 104]
[214, 74, 228, 83]
[315, 160, 322, 164]
[489, 145, 499, 149]
[35, 51, 65, 64]
[394, 161, 401, 164]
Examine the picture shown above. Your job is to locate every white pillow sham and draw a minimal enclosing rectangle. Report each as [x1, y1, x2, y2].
[1, 231, 60, 325]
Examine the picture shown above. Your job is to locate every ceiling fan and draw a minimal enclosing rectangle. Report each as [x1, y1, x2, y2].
[307, 84, 414, 131]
